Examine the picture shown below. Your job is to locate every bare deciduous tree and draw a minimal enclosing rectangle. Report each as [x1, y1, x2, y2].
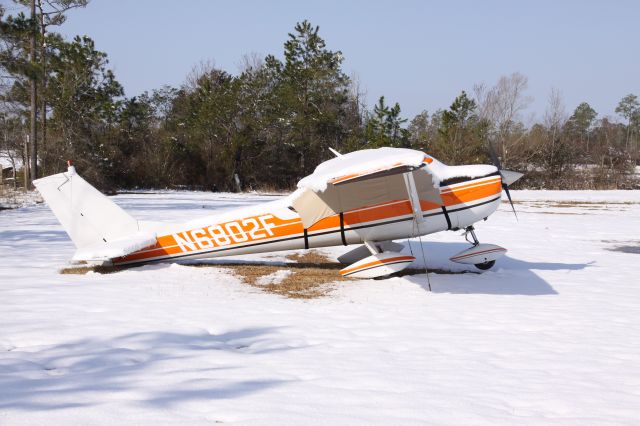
[544, 87, 567, 140]
[474, 72, 533, 168]
[184, 59, 217, 92]
[542, 88, 572, 179]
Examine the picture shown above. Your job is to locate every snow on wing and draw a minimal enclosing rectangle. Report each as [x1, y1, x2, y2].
[291, 148, 442, 228]
[297, 147, 429, 192]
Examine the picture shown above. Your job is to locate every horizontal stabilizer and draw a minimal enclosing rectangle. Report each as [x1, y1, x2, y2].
[72, 232, 157, 262]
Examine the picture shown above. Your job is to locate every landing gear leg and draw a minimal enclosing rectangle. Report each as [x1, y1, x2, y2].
[463, 226, 496, 270]
[463, 226, 479, 247]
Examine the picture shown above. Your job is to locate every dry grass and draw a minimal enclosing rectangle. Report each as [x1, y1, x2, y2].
[285, 250, 335, 264]
[60, 265, 125, 274]
[220, 264, 347, 299]
[60, 250, 351, 299]
[213, 258, 475, 298]
[58, 250, 474, 299]
[206, 251, 350, 299]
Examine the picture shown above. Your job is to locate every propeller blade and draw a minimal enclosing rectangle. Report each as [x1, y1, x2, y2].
[487, 142, 520, 219]
[503, 182, 518, 220]
[487, 141, 502, 170]
[488, 142, 519, 219]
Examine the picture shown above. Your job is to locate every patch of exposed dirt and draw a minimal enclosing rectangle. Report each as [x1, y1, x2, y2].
[60, 265, 126, 274]
[285, 251, 335, 264]
[209, 251, 349, 299]
[60, 251, 350, 299]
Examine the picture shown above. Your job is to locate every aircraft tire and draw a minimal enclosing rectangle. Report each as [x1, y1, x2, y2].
[474, 260, 496, 270]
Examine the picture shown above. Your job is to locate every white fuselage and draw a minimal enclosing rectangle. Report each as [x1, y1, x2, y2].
[114, 172, 503, 266]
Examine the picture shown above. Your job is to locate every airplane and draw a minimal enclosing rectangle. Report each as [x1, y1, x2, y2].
[34, 147, 523, 279]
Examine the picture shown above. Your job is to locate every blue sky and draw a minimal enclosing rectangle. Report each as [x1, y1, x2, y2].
[7, 0, 639, 122]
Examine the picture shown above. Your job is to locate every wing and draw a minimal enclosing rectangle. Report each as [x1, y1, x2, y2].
[291, 148, 442, 228]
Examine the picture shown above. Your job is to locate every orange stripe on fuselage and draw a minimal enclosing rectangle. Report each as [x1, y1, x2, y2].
[318, 177, 501, 232]
[441, 177, 501, 206]
[115, 176, 502, 265]
[114, 214, 303, 264]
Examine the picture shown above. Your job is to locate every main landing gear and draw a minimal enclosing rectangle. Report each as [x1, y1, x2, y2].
[449, 226, 507, 271]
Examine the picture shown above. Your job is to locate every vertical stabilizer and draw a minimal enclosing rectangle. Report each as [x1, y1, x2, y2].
[33, 166, 139, 249]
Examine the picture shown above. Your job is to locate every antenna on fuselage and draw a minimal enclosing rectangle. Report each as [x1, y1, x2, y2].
[328, 147, 344, 158]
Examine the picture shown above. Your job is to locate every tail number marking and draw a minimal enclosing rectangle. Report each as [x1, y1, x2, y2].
[173, 214, 277, 253]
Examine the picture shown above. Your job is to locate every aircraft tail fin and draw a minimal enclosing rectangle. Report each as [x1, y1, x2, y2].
[33, 164, 141, 252]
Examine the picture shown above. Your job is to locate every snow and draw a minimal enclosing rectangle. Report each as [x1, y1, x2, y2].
[297, 147, 426, 191]
[2, 190, 640, 424]
[296, 148, 499, 193]
[426, 157, 497, 183]
[255, 270, 292, 286]
[0, 151, 22, 170]
[0, 189, 42, 210]
[71, 232, 158, 262]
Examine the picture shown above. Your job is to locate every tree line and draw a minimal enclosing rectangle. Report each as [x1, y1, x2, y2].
[1, 2, 639, 192]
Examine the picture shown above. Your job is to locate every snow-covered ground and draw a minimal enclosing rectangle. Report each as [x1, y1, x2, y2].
[0, 189, 42, 210]
[1, 190, 640, 425]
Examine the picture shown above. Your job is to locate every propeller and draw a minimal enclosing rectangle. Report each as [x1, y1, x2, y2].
[487, 142, 523, 219]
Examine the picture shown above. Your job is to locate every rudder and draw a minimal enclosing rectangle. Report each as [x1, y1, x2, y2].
[33, 166, 139, 250]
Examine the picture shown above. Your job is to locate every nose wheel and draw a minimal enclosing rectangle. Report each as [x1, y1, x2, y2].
[474, 260, 496, 270]
[450, 226, 505, 271]
[463, 227, 494, 270]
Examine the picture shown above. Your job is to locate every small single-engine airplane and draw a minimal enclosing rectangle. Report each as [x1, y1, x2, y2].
[34, 147, 522, 278]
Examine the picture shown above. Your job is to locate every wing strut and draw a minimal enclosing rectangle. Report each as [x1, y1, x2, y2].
[403, 171, 432, 291]
[402, 172, 424, 224]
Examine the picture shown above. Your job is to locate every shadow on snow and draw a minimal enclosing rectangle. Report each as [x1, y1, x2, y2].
[403, 241, 592, 296]
[0, 328, 292, 411]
